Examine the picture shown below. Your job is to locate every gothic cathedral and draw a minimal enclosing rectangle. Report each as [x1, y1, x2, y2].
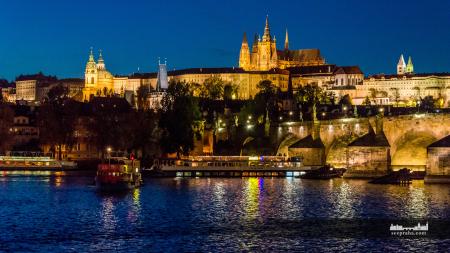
[239, 16, 325, 71]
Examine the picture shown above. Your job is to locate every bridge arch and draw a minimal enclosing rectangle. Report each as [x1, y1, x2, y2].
[390, 130, 439, 170]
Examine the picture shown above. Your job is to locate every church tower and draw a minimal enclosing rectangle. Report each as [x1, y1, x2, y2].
[96, 50, 105, 70]
[284, 29, 289, 50]
[256, 15, 278, 71]
[83, 48, 98, 100]
[397, 54, 406, 75]
[406, 56, 414, 74]
[238, 33, 251, 70]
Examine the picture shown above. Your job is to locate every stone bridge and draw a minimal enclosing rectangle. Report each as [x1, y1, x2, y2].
[275, 113, 450, 169]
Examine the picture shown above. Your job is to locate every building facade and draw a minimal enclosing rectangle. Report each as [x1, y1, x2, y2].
[82, 49, 114, 101]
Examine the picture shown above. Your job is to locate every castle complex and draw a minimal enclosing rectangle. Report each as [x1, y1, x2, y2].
[9, 16, 447, 107]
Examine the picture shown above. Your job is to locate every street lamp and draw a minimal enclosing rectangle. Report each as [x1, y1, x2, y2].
[107, 147, 112, 167]
[343, 106, 347, 118]
[321, 112, 326, 120]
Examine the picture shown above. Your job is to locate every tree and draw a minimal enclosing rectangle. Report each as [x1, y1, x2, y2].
[413, 86, 421, 99]
[255, 80, 277, 126]
[136, 85, 150, 110]
[338, 94, 353, 107]
[159, 81, 201, 157]
[46, 84, 68, 103]
[295, 84, 326, 106]
[129, 110, 160, 166]
[87, 98, 133, 158]
[38, 98, 80, 160]
[389, 88, 400, 107]
[0, 103, 14, 152]
[420, 96, 435, 112]
[200, 76, 225, 100]
[224, 83, 239, 100]
[362, 96, 372, 106]
[369, 88, 378, 105]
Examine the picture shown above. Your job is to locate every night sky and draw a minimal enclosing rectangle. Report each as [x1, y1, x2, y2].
[1, 0, 449, 80]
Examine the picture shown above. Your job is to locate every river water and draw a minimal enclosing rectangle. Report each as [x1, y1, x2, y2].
[1, 171, 450, 252]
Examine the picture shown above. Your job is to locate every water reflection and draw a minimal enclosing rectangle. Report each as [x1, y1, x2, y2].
[334, 179, 357, 218]
[243, 178, 261, 218]
[101, 197, 117, 233]
[405, 180, 429, 217]
[1, 175, 450, 251]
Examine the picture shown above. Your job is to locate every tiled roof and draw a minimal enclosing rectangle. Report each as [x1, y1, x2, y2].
[289, 135, 325, 148]
[367, 72, 450, 79]
[277, 49, 324, 62]
[428, 135, 450, 148]
[334, 66, 363, 75]
[288, 64, 336, 75]
[348, 127, 390, 147]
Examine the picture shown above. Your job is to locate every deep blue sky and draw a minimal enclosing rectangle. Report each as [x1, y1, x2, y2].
[1, 0, 449, 80]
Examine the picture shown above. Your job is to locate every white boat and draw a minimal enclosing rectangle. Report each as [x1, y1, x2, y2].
[146, 155, 306, 177]
[0, 152, 77, 170]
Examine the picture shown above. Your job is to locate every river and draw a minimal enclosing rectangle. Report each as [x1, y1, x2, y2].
[1, 171, 450, 252]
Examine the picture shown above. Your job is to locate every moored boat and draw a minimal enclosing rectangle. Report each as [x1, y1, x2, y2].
[299, 165, 346, 179]
[95, 156, 142, 191]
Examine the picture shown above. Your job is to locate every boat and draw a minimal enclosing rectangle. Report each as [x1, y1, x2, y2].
[95, 156, 142, 191]
[144, 155, 306, 177]
[0, 151, 77, 171]
[369, 168, 412, 184]
[299, 165, 346, 179]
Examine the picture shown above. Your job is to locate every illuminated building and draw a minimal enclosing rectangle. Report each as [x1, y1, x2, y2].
[148, 60, 169, 111]
[239, 16, 325, 71]
[15, 73, 57, 103]
[82, 49, 114, 101]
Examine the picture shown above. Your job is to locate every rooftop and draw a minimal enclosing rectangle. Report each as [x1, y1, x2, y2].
[428, 135, 450, 148]
[290, 135, 325, 149]
[348, 126, 390, 147]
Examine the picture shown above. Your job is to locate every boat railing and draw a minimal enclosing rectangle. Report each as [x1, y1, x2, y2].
[155, 157, 302, 168]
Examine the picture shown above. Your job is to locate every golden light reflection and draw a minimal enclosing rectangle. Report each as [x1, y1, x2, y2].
[128, 188, 142, 223]
[133, 188, 141, 207]
[243, 177, 260, 218]
[53, 171, 65, 187]
[405, 180, 429, 217]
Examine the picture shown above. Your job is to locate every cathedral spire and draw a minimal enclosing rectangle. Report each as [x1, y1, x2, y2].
[88, 47, 95, 62]
[284, 28, 289, 50]
[397, 54, 406, 75]
[239, 32, 251, 70]
[97, 49, 105, 70]
[406, 56, 414, 74]
[242, 32, 248, 44]
[262, 15, 271, 42]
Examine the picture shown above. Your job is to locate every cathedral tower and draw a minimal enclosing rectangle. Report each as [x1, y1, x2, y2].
[284, 29, 289, 50]
[406, 56, 414, 74]
[83, 48, 98, 100]
[85, 48, 97, 87]
[397, 54, 406, 75]
[97, 50, 105, 70]
[238, 33, 251, 70]
[256, 15, 278, 71]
